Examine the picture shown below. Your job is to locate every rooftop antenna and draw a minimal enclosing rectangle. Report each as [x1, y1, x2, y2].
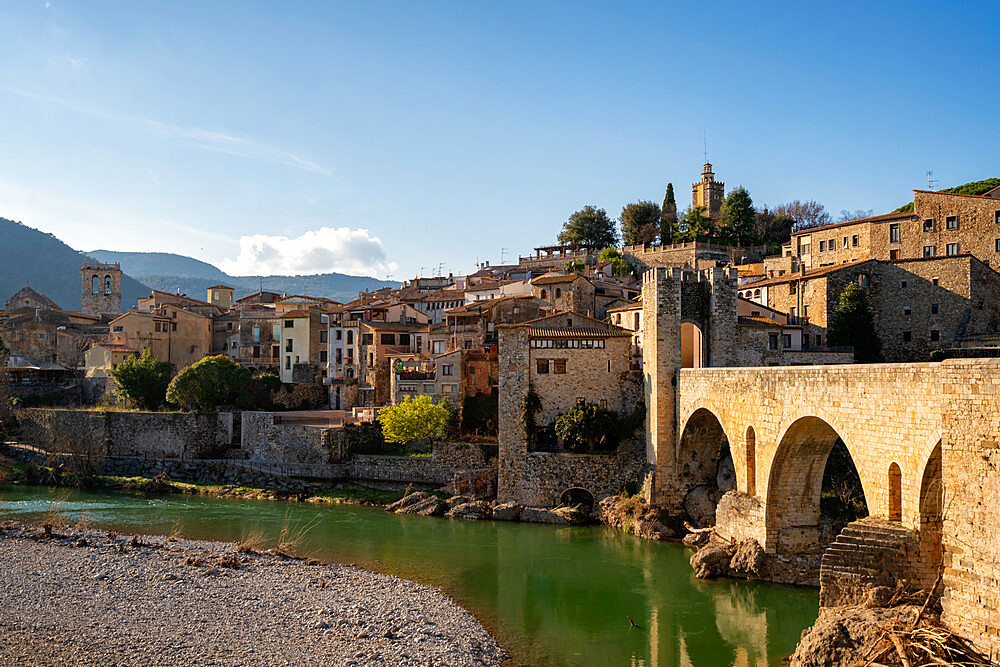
[438, 262, 445, 276]
[703, 131, 708, 164]
[419, 266, 426, 278]
[500, 247, 511, 264]
[927, 170, 939, 191]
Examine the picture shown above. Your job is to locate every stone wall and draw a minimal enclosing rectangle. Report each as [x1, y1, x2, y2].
[240, 411, 344, 464]
[907, 190, 1000, 264]
[346, 440, 498, 490]
[269, 383, 327, 410]
[20, 408, 233, 459]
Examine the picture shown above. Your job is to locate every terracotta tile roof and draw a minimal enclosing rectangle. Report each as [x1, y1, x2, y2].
[281, 310, 311, 318]
[606, 300, 642, 313]
[791, 211, 917, 236]
[531, 274, 585, 286]
[206, 284, 234, 290]
[526, 326, 630, 338]
[99, 343, 139, 353]
[743, 260, 872, 288]
[738, 315, 781, 327]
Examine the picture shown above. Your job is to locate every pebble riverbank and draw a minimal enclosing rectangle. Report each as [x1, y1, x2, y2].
[0, 521, 506, 666]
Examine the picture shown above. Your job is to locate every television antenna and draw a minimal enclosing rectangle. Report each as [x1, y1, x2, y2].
[927, 170, 939, 190]
[500, 247, 511, 264]
[703, 131, 708, 163]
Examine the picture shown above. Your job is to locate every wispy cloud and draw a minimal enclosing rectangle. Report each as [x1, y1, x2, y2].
[3, 88, 330, 176]
[220, 227, 397, 278]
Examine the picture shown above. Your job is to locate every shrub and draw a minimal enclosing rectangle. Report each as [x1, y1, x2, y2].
[110, 348, 172, 410]
[555, 403, 620, 452]
[166, 355, 253, 411]
[379, 395, 455, 444]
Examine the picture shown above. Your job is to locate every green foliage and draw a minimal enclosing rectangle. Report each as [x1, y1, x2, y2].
[165, 355, 253, 411]
[596, 247, 634, 277]
[564, 258, 585, 273]
[462, 392, 498, 436]
[718, 186, 757, 246]
[554, 402, 620, 452]
[557, 205, 619, 249]
[894, 178, 1000, 212]
[827, 282, 883, 363]
[110, 348, 172, 410]
[253, 372, 282, 392]
[660, 183, 679, 245]
[820, 439, 868, 525]
[519, 389, 542, 443]
[754, 207, 797, 247]
[378, 395, 455, 444]
[677, 206, 714, 242]
[619, 200, 661, 247]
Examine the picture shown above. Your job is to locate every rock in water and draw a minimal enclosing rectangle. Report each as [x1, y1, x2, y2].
[683, 485, 721, 528]
[396, 496, 446, 516]
[682, 530, 711, 547]
[386, 492, 431, 513]
[689, 541, 732, 579]
[728, 538, 766, 579]
[518, 507, 570, 525]
[491, 502, 522, 521]
[445, 501, 492, 520]
[790, 605, 919, 667]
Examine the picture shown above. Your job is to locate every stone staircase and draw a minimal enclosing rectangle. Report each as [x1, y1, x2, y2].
[819, 520, 920, 607]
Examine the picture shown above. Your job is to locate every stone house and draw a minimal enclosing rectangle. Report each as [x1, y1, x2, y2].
[4, 285, 58, 312]
[108, 306, 211, 372]
[278, 309, 326, 384]
[357, 320, 430, 406]
[205, 285, 235, 310]
[531, 273, 596, 316]
[442, 296, 545, 354]
[0, 309, 103, 370]
[136, 290, 223, 319]
[83, 342, 139, 378]
[233, 304, 281, 373]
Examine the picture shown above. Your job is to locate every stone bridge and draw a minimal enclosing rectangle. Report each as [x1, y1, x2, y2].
[658, 359, 1000, 654]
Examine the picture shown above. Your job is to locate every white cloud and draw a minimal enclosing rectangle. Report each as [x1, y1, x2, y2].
[219, 227, 397, 278]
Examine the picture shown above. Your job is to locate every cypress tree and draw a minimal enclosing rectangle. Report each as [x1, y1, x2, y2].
[660, 183, 678, 245]
[827, 282, 883, 363]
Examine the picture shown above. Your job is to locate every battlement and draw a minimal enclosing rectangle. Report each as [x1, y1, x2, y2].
[81, 262, 121, 271]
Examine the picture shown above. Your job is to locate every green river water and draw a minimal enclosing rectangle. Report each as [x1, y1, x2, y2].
[0, 485, 818, 666]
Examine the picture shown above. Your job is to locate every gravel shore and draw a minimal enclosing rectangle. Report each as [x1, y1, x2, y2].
[0, 522, 505, 666]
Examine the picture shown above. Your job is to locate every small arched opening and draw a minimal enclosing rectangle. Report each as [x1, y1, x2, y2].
[555, 288, 562, 298]
[745, 425, 757, 496]
[91, 275, 98, 294]
[633, 312, 639, 330]
[765, 417, 868, 554]
[103, 275, 112, 294]
[347, 330, 353, 344]
[918, 442, 943, 582]
[560, 487, 595, 512]
[540, 289, 547, 299]
[681, 321, 705, 368]
[888, 463, 902, 521]
[678, 408, 734, 527]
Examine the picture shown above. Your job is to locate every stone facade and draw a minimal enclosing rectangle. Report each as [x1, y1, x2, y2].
[80, 263, 122, 319]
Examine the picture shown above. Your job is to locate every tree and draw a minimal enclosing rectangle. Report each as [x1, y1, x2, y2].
[718, 186, 757, 246]
[554, 402, 620, 452]
[165, 355, 253, 411]
[620, 200, 661, 247]
[557, 205, 619, 249]
[838, 208, 874, 223]
[597, 247, 635, 277]
[110, 348, 173, 410]
[827, 282, 883, 363]
[774, 200, 831, 230]
[660, 183, 679, 245]
[753, 207, 796, 246]
[379, 395, 455, 444]
[677, 206, 713, 241]
[564, 259, 585, 273]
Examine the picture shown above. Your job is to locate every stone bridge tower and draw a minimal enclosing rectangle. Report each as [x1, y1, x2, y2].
[81, 262, 122, 318]
[640, 266, 737, 508]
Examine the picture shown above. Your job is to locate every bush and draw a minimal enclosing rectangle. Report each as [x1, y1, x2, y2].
[379, 395, 455, 444]
[166, 355, 252, 411]
[110, 348, 172, 410]
[555, 403, 620, 452]
[462, 392, 498, 436]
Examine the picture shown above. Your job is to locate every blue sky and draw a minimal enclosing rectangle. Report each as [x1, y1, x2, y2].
[1, 1, 997, 280]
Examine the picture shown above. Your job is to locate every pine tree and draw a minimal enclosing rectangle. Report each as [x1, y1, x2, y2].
[827, 282, 883, 363]
[719, 186, 757, 246]
[660, 183, 678, 245]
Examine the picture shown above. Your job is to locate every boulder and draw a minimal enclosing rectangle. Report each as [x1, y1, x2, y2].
[728, 538, 767, 579]
[683, 485, 721, 528]
[396, 496, 446, 516]
[446, 500, 492, 520]
[519, 507, 570, 525]
[491, 502, 522, 521]
[445, 495, 470, 510]
[716, 454, 736, 492]
[552, 506, 590, 525]
[386, 491, 431, 513]
[683, 530, 712, 547]
[689, 541, 732, 579]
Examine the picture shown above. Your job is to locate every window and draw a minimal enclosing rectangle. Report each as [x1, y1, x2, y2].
[902, 331, 912, 343]
[432, 340, 445, 354]
[889, 224, 900, 243]
[104, 276, 112, 294]
[946, 243, 960, 256]
[858, 273, 870, 287]
[362, 333, 373, 345]
[852, 235, 859, 247]
[319, 351, 327, 362]
[800, 243, 811, 255]
[440, 363, 453, 376]
[226, 322, 233, 331]
[285, 356, 291, 370]
[553, 359, 566, 374]
[930, 330, 940, 342]
[995, 238, 1000, 253]
[398, 333, 410, 346]
[634, 313, 640, 329]
[599, 399, 607, 409]
[931, 303, 939, 314]
[253, 345, 260, 358]
[336, 330, 342, 340]
[91, 276, 98, 293]
[789, 282, 797, 295]
[113, 325, 123, 333]
[819, 240, 826, 252]
[802, 334, 810, 349]
[996, 210, 1000, 225]
[336, 349, 342, 363]
[320, 330, 327, 343]
[923, 219, 934, 232]
[535, 359, 549, 374]
[540, 289, 547, 299]
[768, 333, 778, 350]
[903, 306, 911, 316]
[923, 245, 936, 258]
[816, 334, 822, 346]
[890, 249, 900, 261]
[171, 323, 177, 332]
[842, 236, 848, 249]
[781, 334, 792, 348]
[285, 339, 293, 352]
[272, 324, 280, 340]
[946, 215, 958, 230]
[284, 319, 294, 328]
[555, 288, 562, 298]
[932, 277, 939, 286]
[901, 280, 908, 288]
[803, 305, 809, 318]
[380, 333, 395, 345]
[347, 330, 354, 344]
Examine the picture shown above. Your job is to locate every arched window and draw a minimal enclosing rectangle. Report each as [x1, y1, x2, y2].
[347, 330, 353, 344]
[91, 275, 99, 294]
[104, 275, 112, 294]
[754, 289, 761, 299]
[634, 312, 640, 330]
[888, 463, 902, 521]
[346, 367, 354, 378]
[555, 288, 562, 298]
[541, 289, 547, 299]
[745, 426, 757, 496]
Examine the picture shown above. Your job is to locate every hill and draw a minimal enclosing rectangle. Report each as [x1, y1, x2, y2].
[87, 250, 400, 302]
[0, 218, 150, 311]
[894, 178, 1000, 212]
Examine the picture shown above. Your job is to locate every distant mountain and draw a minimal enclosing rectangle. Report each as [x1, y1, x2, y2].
[894, 178, 1000, 212]
[88, 250, 400, 303]
[0, 218, 150, 311]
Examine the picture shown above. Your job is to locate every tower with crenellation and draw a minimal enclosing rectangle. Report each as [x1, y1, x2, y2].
[692, 162, 725, 220]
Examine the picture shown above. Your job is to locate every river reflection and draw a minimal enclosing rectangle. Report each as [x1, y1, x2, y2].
[0, 486, 818, 666]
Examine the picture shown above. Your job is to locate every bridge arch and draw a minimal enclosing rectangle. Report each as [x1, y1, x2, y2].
[560, 487, 595, 511]
[764, 416, 869, 554]
[745, 425, 757, 497]
[677, 407, 735, 522]
[917, 441, 943, 580]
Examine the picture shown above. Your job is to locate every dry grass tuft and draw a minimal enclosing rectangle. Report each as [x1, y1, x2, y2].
[275, 511, 321, 559]
[185, 554, 204, 567]
[167, 519, 183, 543]
[236, 525, 268, 554]
[218, 554, 240, 569]
[41, 489, 72, 537]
